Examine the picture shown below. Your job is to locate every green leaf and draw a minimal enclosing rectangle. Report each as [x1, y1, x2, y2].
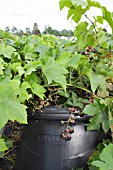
[67, 9, 76, 19]
[74, 21, 88, 37]
[42, 57, 68, 90]
[87, 111, 109, 132]
[81, 65, 106, 93]
[8, 79, 21, 96]
[78, 32, 88, 48]
[102, 7, 113, 34]
[18, 82, 31, 102]
[16, 66, 25, 76]
[57, 52, 71, 67]
[85, 34, 95, 46]
[71, 0, 87, 6]
[59, 0, 72, 10]
[97, 31, 108, 44]
[80, 64, 92, 77]
[91, 143, 113, 170]
[34, 44, 49, 55]
[0, 138, 7, 152]
[72, 91, 77, 105]
[10, 63, 21, 73]
[58, 90, 69, 98]
[67, 99, 73, 106]
[0, 44, 15, 58]
[87, 0, 101, 8]
[96, 63, 113, 77]
[24, 61, 40, 75]
[104, 98, 113, 108]
[23, 43, 35, 53]
[31, 83, 46, 99]
[67, 53, 81, 69]
[89, 75, 106, 93]
[71, 6, 83, 23]
[67, 5, 87, 23]
[25, 72, 42, 85]
[0, 62, 4, 75]
[0, 82, 27, 129]
[83, 100, 110, 132]
[2, 136, 13, 149]
[25, 52, 37, 60]
[83, 102, 100, 116]
[95, 16, 104, 24]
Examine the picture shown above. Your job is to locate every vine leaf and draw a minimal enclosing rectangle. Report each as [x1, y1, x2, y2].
[57, 52, 71, 67]
[0, 62, 4, 75]
[71, 0, 87, 6]
[68, 53, 81, 69]
[95, 16, 104, 24]
[85, 34, 95, 46]
[25, 72, 42, 85]
[83, 99, 110, 132]
[42, 57, 68, 90]
[18, 82, 32, 103]
[96, 62, 113, 77]
[0, 44, 15, 58]
[24, 61, 40, 75]
[69, 6, 83, 23]
[91, 143, 113, 170]
[87, 0, 101, 8]
[102, 7, 113, 34]
[89, 74, 106, 93]
[78, 32, 88, 48]
[97, 31, 108, 44]
[59, 0, 72, 10]
[0, 138, 7, 152]
[34, 44, 49, 55]
[31, 83, 46, 99]
[81, 65, 106, 93]
[10, 63, 21, 73]
[0, 82, 27, 129]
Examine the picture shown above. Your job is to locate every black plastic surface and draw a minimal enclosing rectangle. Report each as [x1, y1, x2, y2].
[15, 106, 107, 170]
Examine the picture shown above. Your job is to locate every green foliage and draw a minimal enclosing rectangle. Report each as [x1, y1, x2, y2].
[68, 6, 83, 23]
[88, 139, 111, 170]
[0, 43, 15, 58]
[91, 143, 113, 170]
[43, 26, 73, 37]
[31, 83, 46, 99]
[102, 7, 113, 34]
[41, 57, 68, 90]
[59, 0, 72, 10]
[83, 99, 110, 132]
[59, 0, 113, 168]
[72, 0, 87, 6]
[0, 139, 8, 152]
[0, 0, 113, 167]
[0, 81, 27, 129]
[87, 0, 101, 8]
[74, 22, 88, 37]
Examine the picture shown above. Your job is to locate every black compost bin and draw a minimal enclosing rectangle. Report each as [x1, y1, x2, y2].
[14, 106, 107, 170]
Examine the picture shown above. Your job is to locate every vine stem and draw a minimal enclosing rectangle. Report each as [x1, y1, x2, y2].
[44, 83, 92, 94]
[74, 85, 92, 93]
[84, 14, 100, 47]
[67, 112, 73, 123]
[73, 6, 100, 48]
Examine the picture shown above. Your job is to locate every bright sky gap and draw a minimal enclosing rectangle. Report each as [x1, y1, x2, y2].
[0, 0, 113, 32]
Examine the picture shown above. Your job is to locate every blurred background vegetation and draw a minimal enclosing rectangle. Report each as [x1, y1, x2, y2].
[4, 22, 74, 37]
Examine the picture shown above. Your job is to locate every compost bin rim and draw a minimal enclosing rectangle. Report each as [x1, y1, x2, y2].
[27, 105, 91, 122]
